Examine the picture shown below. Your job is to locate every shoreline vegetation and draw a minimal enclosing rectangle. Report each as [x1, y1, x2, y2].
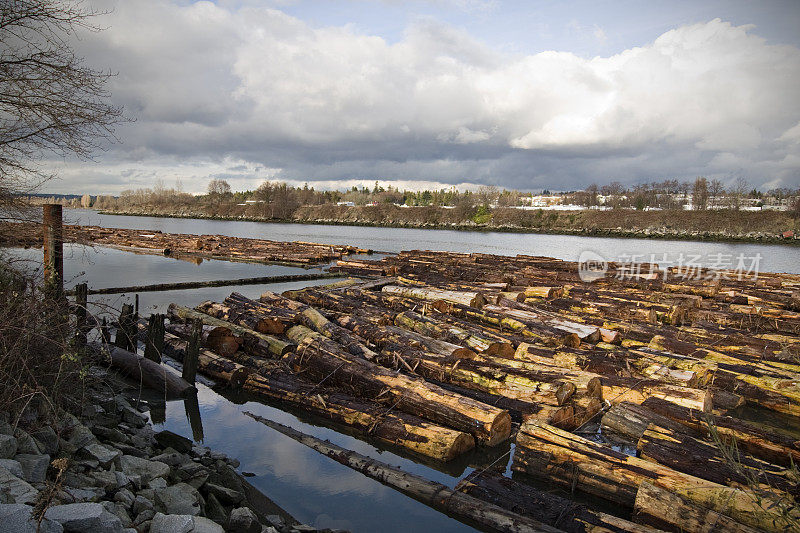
[91, 205, 800, 246]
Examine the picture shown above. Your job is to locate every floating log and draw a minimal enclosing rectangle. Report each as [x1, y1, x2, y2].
[168, 303, 294, 357]
[633, 482, 762, 533]
[512, 421, 798, 532]
[637, 423, 798, 497]
[457, 473, 658, 533]
[242, 372, 474, 461]
[243, 412, 559, 533]
[65, 272, 341, 296]
[641, 396, 800, 467]
[286, 326, 512, 446]
[90, 341, 195, 399]
[382, 284, 488, 308]
[601, 401, 700, 442]
[156, 328, 252, 388]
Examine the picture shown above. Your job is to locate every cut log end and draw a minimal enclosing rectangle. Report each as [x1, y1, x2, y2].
[486, 411, 512, 447]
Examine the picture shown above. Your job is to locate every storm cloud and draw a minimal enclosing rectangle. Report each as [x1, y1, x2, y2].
[49, 1, 800, 194]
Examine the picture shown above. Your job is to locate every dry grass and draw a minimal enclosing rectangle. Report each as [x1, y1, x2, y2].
[0, 260, 85, 420]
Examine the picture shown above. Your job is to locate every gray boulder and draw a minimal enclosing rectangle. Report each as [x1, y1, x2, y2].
[227, 506, 261, 533]
[80, 443, 120, 468]
[154, 482, 202, 516]
[0, 503, 64, 532]
[45, 502, 124, 533]
[31, 426, 60, 455]
[13, 430, 41, 455]
[149, 512, 193, 533]
[0, 465, 38, 504]
[0, 458, 23, 478]
[154, 430, 193, 453]
[118, 455, 169, 484]
[15, 453, 50, 483]
[0, 434, 17, 459]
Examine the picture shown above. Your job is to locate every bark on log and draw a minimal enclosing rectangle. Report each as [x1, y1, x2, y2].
[168, 303, 294, 357]
[641, 396, 800, 468]
[286, 326, 512, 446]
[601, 401, 700, 442]
[512, 421, 798, 532]
[90, 341, 195, 398]
[242, 373, 475, 461]
[633, 482, 763, 533]
[637, 423, 798, 497]
[457, 473, 660, 533]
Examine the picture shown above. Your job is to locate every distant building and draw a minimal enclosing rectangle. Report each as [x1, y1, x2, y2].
[337, 201, 355, 207]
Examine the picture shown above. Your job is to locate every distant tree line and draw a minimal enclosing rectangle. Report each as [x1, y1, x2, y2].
[41, 176, 800, 221]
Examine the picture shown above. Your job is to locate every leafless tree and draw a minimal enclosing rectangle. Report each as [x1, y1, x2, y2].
[0, 1, 124, 219]
[207, 178, 231, 196]
[692, 177, 708, 210]
[708, 179, 724, 208]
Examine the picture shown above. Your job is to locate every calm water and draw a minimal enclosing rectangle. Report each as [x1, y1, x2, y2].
[65, 208, 800, 274]
[5, 209, 800, 531]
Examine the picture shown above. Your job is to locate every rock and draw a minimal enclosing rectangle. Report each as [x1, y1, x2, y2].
[148, 477, 168, 490]
[120, 407, 148, 428]
[151, 451, 188, 467]
[0, 458, 23, 478]
[65, 423, 95, 450]
[15, 453, 50, 483]
[89, 469, 118, 492]
[14, 430, 42, 455]
[208, 465, 243, 495]
[193, 516, 225, 533]
[154, 431, 193, 454]
[80, 443, 120, 468]
[132, 494, 154, 515]
[204, 492, 227, 525]
[118, 455, 169, 484]
[0, 464, 38, 504]
[154, 482, 202, 516]
[149, 512, 193, 533]
[202, 482, 243, 505]
[60, 487, 102, 503]
[102, 500, 133, 528]
[31, 426, 60, 455]
[0, 418, 13, 435]
[45, 502, 124, 533]
[113, 487, 135, 509]
[114, 471, 132, 490]
[0, 434, 17, 459]
[133, 509, 155, 526]
[265, 515, 284, 529]
[0, 503, 64, 532]
[91, 426, 127, 444]
[115, 444, 148, 458]
[227, 507, 261, 533]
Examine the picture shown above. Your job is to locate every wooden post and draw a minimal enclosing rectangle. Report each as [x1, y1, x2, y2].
[134, 294, 139, 320]
[114, 303, 136, 352]
[144, 313, 165, 363]
[42, 204, 63, 298]
[181, 318, 202, 384]
[74, 282, 88, 347]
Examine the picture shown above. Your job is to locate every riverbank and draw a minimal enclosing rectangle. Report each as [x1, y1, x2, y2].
[97, 206, 800, 246]
[0, 367, 344, 533]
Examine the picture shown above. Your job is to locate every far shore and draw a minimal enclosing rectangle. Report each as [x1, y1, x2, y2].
[90, 208, 800, 247]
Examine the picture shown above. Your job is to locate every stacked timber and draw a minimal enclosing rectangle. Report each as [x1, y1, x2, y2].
[137, 247, 800, 532]
[2, 222, 363, 264]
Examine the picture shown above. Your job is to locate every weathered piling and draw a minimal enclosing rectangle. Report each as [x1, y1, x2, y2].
[42, 204, 63, 297]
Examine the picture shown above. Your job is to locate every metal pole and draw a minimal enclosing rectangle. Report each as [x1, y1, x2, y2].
[42, 204, 63, 297]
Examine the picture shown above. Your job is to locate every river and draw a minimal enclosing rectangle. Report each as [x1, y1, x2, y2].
[4, 209, 799, 532]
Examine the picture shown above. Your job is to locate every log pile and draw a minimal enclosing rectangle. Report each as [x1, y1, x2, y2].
[0, 222, 368, 264]
[143, 248, 800, 532]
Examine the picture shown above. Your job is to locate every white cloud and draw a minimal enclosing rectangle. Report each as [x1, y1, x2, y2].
[57, 4, 800, 193]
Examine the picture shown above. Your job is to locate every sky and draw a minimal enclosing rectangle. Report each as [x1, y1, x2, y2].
[44, 0, 800, 194]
